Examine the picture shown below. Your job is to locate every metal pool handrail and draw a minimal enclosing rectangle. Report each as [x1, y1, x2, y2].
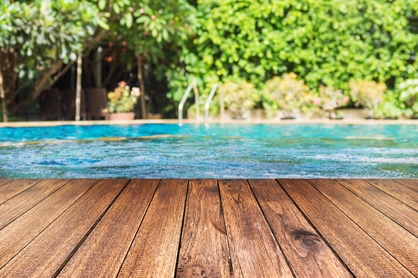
[178, 82, 199, 126]
[205, 83, 224, 126]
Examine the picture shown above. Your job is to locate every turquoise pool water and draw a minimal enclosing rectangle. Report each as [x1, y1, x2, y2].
[0, 123, 417, 178]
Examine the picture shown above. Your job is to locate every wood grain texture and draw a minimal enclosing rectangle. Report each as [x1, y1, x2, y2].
[0, 179, 40, 204]
[279, 179, 414, 278]
[367, 179, 418, 211]
[249, 179, 352, 278]
[118, 179, 188, 278]
[0, 179, 69, 229]
[0, 179, 97, 269]
[0, 179, 12, 187]
[338, 179, 418, 237]
[58, 179, 159, 277]
[309, 179, 418, 276]
[219, 179, 293, 277]
[177, 179, 231, 278]
[0, 179, 127, 278]
[1, 178, 417, 276]
[395, 179, 418, 192]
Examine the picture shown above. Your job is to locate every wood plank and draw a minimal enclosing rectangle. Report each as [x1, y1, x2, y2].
[249, 179, 352, 278]
[338, 179, 418, 237]
[0, 179, 97, 269]
[0, 179, 12, 187]
[57, 179, 159, 277]
[0, 179, 69, 229]
[279, 179, 414, 278]
[0, 179, 127, 277]
[395, 179, 418, 193]
[177, 179, 231, 277]
[367, 179, 418, 211]
[118, 179, 188, 278]
[218, 179, 293, 277]
[309, 179, 418, 276]
[0, 179, 40, 204]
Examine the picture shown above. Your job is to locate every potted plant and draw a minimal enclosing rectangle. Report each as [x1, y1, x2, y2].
[103, 81, 140, 120]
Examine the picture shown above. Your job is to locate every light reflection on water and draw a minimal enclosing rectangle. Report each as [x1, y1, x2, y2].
[0, 123, 417, 178]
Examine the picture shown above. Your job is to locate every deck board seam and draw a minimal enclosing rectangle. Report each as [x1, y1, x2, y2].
[394, 179, 418, 193]
[276, 179, 355, 276]
[54, 178, 132, 277]
[247, 179, 297, 277]
[174, 179, 191, 278]
[0, 179, 43, 206]
[0, 179, 96, 272]
[310, 179, 417, 276]
[1, 179, 73, 230]
[215, 179, 236, 277]
[337, 179, 418, 239]
[366, 180, 418, 213]
[115, 179, 161, 277]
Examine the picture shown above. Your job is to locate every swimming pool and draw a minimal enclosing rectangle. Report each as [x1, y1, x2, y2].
[0, 123, 417, 178]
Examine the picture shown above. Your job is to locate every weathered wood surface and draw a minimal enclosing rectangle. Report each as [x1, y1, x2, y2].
[0, 179, 417, 277]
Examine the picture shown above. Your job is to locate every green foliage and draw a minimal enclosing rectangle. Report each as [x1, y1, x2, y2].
[1, 0, 103, 81]
[221, 79, 260, 118]
[398, 79, 418, 117]
[167, 0, 418, 116]
[262, 73, 313, 117]
[373, 91, 404, 119]
[102, 0, 197, 61]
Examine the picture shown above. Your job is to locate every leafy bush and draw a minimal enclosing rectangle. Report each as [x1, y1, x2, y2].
[316, 85, 349, 111]
[398, 79, 418, 118]
[312, 85, 349, 118]
[167, 0, 418, 111]
[262, 73, 312, 118]
[373, 91, 404, 119]
[349, 80, 387, 115]
[221, 80, 260, 119]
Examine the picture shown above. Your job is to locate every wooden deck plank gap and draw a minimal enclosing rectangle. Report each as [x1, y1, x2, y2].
[113, 179, 161, 278]
[54, 179, 132, 277]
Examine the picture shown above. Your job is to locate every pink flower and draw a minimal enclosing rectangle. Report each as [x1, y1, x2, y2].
[139, 8, 145, 14]
[151, 15, 156, 20]
[313, 98, 321, 105]
[118, 81, 127, 88]
[342, 96, 349, 103]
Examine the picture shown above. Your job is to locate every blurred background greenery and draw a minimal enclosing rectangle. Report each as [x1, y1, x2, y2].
[1, 0, 418, 121]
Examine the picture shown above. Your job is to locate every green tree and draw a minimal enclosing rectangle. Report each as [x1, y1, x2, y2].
[0, 0, 105, 120]
[97, 0, 197, 118]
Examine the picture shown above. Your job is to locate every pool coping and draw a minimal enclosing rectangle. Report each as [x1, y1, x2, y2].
[1, 118, 418, 127]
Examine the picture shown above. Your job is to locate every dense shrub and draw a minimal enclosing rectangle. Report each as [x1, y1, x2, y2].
[398, 79, 418, 117]
[262, 73, 312, 118]
[221, 79, 260, 118]
[166, 0, 418, 118]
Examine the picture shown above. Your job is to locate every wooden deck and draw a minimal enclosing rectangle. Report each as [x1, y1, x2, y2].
[0, 179, 417, 277]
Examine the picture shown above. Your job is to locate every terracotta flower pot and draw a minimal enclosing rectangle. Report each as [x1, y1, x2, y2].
[106, 112, 135, 121]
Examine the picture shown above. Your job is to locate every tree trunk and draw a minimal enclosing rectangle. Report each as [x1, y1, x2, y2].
[75, 51, 83, 121]
[10, 60, 63, 115]
[0, 70, 7, 122]
[137, 55, 147, 119]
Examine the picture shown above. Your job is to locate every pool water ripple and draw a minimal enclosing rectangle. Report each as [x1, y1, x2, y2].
[0, 123, 417, 178]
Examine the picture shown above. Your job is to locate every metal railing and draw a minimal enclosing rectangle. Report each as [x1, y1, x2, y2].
[204, 83, 224, 126]
[178, 82, 199, 126]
